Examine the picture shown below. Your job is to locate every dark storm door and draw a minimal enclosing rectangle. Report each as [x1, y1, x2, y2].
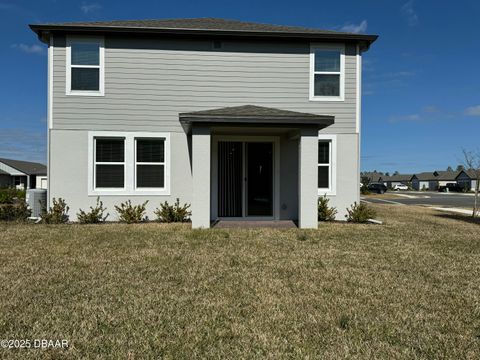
[218, 141, 243, 217]
[246, 142, 273, 217]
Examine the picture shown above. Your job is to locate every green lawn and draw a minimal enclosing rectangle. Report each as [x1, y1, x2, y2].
[0, 204, 479, 359]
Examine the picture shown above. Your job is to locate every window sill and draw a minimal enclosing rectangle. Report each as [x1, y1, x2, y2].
[88, 189, 170, 196]
[66, 90, 104, 97]
[318, 189, 336, 196]
[309, 96, 344, 102]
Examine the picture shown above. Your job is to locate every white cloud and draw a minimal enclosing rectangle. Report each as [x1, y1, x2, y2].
[401, 0, 419, 26]
[80, 2, 102, 14]
[389, 114, 421, 123]
[465, 105, 480, 116]
[11, 43, 45, 55]
[340, 20, 368, 34]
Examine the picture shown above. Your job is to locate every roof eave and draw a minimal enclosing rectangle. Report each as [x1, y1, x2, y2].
[29, 24, 378, 47]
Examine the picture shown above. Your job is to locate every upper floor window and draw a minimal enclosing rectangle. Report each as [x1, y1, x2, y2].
[66, 37, 104, 96]
[310, 44, 345, 101]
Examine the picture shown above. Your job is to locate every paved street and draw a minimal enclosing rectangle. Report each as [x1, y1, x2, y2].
[362, 191, 476, 208]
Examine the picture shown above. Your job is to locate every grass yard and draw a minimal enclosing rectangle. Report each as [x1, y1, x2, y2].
[0, 204, 479, 359]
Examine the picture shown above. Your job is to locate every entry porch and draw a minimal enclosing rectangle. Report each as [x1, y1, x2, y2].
[180, 105, 334, 229]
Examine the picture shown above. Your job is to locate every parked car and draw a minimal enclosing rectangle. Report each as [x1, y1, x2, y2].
[368, 182, 388, 194]
[438, 183, 463, 192]
[393, 184, 408, 191]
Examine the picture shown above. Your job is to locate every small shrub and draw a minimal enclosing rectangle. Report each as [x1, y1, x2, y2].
[0, 202, 31, 222]
[360, 184, 370, 195]
[115, 200, 148, 223]
[154, 198, 191, 223]
[77, 197, 109, 224]
[0, 188, 25, 204]
[318, 195, 337, 221]
[40, 198, 69, 224]
[345, 202, 376, 223]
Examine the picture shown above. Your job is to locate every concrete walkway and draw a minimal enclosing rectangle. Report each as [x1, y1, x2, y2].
[430, 207, 475, 216]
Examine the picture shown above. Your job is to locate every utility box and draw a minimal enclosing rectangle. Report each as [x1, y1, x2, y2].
[26, 189, 47, 218]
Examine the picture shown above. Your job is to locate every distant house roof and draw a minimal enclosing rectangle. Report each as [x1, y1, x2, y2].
[413, 172, 437, 181]
[179, 105, 334, 130]
[0, 169, 9, 176]
[0, 158, 47, 176]
[464, 169, 479, 179]
[384, 174, 413, 182]
[30, 18, 378, 48]
[435, 171, 461, 181]
[362, 172, 383, 182]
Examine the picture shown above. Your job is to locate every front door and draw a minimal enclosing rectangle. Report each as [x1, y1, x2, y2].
[217, 141, 274, 218]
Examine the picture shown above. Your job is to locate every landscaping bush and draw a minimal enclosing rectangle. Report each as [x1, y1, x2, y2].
[41, 198, 70, 224]
[345, 202, 376, 223]
[115, 200, 148, 223]
[154, 198, 191, 223]
[0, 202, 31, 222]
[318, 195, 337, 221]
[0, 188, 25, 204]
[360, 183, 371, 195]
[77, 197, 109, 224]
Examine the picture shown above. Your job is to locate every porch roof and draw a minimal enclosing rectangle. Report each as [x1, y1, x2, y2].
[179, 105, 334, 131]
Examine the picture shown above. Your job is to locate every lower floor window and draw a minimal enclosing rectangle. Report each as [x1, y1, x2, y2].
[135, 138, 165, 188]
[318, 141, 330, 189]
[317, 135, 336, 195]
[90, 132, 170, 195]
[95, 138, 125, 188]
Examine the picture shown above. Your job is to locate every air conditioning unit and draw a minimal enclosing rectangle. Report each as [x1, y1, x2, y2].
[26, 189, 47, 218]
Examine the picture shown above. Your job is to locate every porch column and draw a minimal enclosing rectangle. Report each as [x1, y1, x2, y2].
[298, 127, 318, 229]
[192, 126, 211, 228]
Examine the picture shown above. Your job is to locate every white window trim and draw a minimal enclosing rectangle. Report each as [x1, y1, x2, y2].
[309, 43, 345, 102]
[88, 131, 171, 196]
[66, 36, 105, 96]
[317, 134, 337, 196]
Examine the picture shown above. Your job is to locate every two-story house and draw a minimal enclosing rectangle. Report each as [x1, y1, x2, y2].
[30, 18, 377, 228]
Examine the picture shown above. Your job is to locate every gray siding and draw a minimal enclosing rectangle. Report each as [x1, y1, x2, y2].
[52, 35, 358, 134]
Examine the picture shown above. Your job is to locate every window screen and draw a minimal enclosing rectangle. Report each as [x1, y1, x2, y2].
[136, 138, 165, 188]
[95, 138, 125, 188]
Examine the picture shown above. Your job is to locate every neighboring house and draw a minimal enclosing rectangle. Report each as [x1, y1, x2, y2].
[30, 18, 377, 228]
[0, 158, 47, 189]
[411, 170, 475, 191]
[382, 174, 413, 188]
[411, 172, 439, 191]
[455, 170, 476, 191]
[436, 170, 464, 188]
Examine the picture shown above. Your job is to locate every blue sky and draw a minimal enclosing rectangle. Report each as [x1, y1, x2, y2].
[1, 0, 479, 173]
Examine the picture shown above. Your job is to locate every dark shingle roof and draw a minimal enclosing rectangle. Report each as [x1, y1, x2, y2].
[383, 174, 413, 182]
[436, 171, 460, 181]
[414, 172, 437, 181]
[179, 105, 334, 128]
[362, 172, 383, 182]
[0, 158, 47, 176]
[30, 18, 377, 46]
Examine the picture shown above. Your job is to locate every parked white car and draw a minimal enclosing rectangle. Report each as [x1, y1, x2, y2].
[393, 184, 409, 191]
